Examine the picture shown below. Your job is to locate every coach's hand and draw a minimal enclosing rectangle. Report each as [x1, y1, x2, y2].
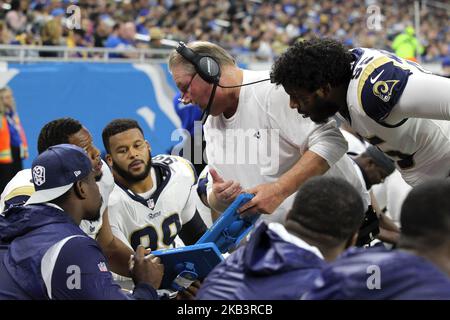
[238, 182, 287, 215]
[130, 245, 164, 289]
[209, 168, 242, 211]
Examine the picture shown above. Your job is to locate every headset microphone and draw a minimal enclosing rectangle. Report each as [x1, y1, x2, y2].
[217, 78, 270, 89]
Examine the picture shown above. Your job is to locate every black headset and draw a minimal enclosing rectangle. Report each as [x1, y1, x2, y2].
[176, 41, 221, 84]
[175, 41, 270, 124]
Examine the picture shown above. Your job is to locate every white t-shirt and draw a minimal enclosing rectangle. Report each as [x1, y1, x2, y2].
[204, 69, 370, 222]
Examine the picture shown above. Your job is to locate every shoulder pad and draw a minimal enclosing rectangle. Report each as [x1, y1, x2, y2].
[356, 53, 412, 122]
[152, 155, 197, 183]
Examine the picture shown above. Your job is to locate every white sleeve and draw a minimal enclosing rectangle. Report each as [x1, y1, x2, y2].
[266, 86, 348, 166]
[386, 72, 450, 123]
[306, 119, 348, 167]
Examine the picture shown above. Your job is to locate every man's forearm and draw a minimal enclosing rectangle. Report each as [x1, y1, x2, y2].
[103, 236, 134, 277]
[277, 150, 330, 198]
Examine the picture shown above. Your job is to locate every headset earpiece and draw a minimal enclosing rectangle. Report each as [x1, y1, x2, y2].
[176, 42, 221, 84]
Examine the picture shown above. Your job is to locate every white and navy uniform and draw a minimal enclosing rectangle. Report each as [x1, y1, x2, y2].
[0, 203, 157, 300]
[343, 48, 450, 186]
[204, 70, 370, 223]
[107, 155, 207, 251]
[371, 171, 412, 225]
[0, 160, 114, 239]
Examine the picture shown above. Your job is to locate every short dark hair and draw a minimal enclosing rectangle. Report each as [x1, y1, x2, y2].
[271, 38, 354, 92]
[102, 119, 144, 153]
[287, 176, 365, 242]
[37, 118, 82, 154]
[400, 179, 450, 248]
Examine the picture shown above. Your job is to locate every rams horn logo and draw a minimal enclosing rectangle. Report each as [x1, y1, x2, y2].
[373, 80, 399, 103]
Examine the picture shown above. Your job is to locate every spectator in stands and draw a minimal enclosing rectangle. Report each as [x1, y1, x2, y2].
[304, 179, 450, 299]
[5, 0, 28, 35]
[391, 26, 424, 62]
[0, 0, 448, 62]
[105, 21, 137, 59]
[39, 19, 62, 57]
[68, 29, 93, 58]
[93, 17, 113, 48]
[442, 56, 450, 78]
[0, 21, 14, 56]
[197, 176, 365, 300]
[0, 86, 28, 194]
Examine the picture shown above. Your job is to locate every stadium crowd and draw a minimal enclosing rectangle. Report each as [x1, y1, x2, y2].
[0, 0, 449, 62]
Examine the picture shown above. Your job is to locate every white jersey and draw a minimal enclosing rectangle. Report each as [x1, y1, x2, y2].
[0, 169, 34, 213]
[204, 70, 370, 223]
[107, 155, 198, 251]
[0, 160, 114, 238]
[340, 129, 370, 155]
[344, 48, 450, 186]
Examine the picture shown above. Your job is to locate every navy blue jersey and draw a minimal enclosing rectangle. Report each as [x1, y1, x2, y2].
[197, 222, 325, 300]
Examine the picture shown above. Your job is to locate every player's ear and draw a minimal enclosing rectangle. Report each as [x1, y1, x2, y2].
[145, 140, 151, 153]
[105, 153, 113, 167]
[73, 179, 88, 200]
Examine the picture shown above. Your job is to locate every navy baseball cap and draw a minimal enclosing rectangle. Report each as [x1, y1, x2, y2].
[26, 144, 92, 205]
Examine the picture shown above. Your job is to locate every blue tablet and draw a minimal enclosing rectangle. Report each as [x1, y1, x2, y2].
[196, 193, 260, 253]
[152, 242, 223, 290]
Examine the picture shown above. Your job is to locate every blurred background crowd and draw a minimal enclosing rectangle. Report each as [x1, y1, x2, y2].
[0, 0, 449, 63]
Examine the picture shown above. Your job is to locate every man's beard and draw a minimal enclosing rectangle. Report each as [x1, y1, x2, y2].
[308, 97, 341, 124]
[112, 157, 152, 183]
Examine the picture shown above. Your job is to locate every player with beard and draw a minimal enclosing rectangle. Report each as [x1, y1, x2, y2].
[271, 38, 450, 187]
[102, 119, 208, 251]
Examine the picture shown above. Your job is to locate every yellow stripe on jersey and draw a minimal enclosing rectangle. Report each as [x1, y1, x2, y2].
[357, 56, 391, 110]
[4, 185, 35, 202]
